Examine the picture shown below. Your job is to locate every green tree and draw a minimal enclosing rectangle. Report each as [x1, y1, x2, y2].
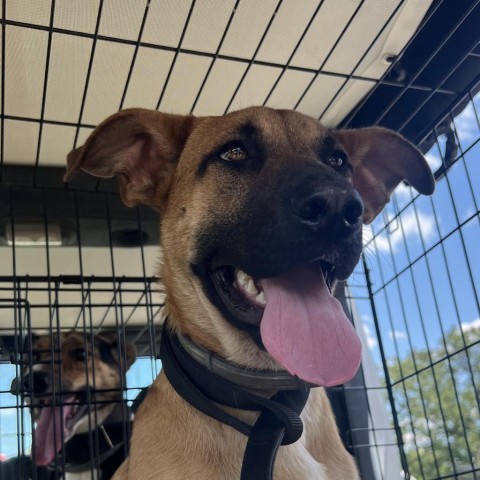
[388, 324, 480, 479]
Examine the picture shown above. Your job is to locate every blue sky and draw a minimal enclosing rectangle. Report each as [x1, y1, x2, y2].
[1, 93, 479, 460]
[350, 91, 480, 371]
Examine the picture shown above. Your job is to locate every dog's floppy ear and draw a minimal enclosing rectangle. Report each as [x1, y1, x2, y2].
[64, 108, 196, 209]
[112, 339, 137, 371]
[335, 127, 435, 224]
[98, 335, 137, 372]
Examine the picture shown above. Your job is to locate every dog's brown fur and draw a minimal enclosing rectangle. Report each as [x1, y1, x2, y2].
[17, 331, 136, 429]
[24, 330, 136, 408]
[65, 106, 434, 479]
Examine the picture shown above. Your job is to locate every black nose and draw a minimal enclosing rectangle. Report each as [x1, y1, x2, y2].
[343, 193, 364, 227]
[10, 377, 20, 395]
[295, 188, 364, 231]
[26, 371, 50, 395]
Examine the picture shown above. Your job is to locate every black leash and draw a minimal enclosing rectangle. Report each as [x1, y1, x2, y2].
[160, 328, 310, 480]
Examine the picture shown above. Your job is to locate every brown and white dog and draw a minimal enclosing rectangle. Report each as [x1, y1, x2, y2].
[64, 107, 434, 479]
[11, 331, 136, 479]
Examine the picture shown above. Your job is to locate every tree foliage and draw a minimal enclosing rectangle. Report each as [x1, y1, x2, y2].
[388, 324, 480, 479]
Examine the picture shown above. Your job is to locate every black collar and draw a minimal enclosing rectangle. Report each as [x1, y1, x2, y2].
[160, 325, 311, 480]
[177, 333, 315, 391]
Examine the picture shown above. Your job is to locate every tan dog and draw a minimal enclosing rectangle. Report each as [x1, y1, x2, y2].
[65, 107, 434, 479]
[11, 331, 136, 479]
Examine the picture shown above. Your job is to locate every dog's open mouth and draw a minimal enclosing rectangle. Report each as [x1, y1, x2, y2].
[213, 260, 335, 323]
[210, 260, 362, 387]
[33, 392, 91, 466]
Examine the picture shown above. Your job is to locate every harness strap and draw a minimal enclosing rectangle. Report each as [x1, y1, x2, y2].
[242, 389, 309, 479]
[60, 421, 126, 472]
[160, 328, 310, 480]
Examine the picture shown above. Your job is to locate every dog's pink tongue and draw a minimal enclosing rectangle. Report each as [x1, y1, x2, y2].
[260, 266, 362, 386]
[34, 404, 71, 466]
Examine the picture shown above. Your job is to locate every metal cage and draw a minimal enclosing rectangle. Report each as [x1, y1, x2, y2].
[0, 1, 479, 479]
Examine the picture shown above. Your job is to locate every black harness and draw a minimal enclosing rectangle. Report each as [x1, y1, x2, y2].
[48, 391, 150, 480]
[160, 327, 311, 480]
[59, 421, 126, 474]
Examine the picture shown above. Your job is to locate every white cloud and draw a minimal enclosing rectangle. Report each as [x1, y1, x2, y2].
[462, 206, 476, 220]
[454, 104, 479, 144]
[424, 151, 442, 172]
[460, 318, 480, 332]
[362, 314, 378, 349]
[389, 330, 407, 341]
[393, 182, 414, 202]
[447, 319, 480, 350]
[0, 408, 18, 419]
[363, 210, 436, 254]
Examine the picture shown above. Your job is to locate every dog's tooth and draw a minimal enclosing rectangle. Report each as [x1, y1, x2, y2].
[235, 269, 251, 287]
[234, 269, 241, 284]
[240, 273, 250, 286]
[245, 279, 258, 295]
[256, 291, 266, 306]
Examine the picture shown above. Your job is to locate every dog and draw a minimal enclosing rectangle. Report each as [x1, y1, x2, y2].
[10, 331, 136, 480]
[64, 106, 435, 479]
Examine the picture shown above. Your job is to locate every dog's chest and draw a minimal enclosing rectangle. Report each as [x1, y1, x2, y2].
[275, 443, 328, 480]
[65, 469, 99, 480]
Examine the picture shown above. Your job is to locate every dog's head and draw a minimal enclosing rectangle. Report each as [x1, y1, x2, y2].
[65, 107, 434, 387]
[11, 331, 136, 466]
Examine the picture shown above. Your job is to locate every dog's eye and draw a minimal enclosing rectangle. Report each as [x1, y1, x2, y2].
[72, 348, 87, 362]
[329, 150, 347, 168]
[32, 351, 41, 363]
[219, 144, 247, 162]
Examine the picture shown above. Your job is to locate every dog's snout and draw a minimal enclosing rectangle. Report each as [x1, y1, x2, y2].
[294, 188, 363, 232]
[29, 371, 50, 395]
[343, 192, 364, 227]
[10, 377, 20, 395]
[296, 193, 328, 225]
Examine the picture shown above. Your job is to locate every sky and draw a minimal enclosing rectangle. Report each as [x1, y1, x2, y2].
[350, 91, 480, 372]
[0, 92, 479, 461]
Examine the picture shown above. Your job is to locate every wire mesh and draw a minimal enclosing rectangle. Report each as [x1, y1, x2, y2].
[0, 1, 479, 479]
[0, 186, 163, 478]
[345, 87, 480, 480]
[0, 0, 457, 185]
